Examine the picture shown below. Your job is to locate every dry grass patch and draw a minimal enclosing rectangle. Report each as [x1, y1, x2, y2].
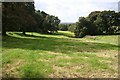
[49, 64, 88, 78]
[48, 51, 60, 55]
[79, 69, 118, 78]
[2, 59, 25, 78]
[92, 50, 118, 59]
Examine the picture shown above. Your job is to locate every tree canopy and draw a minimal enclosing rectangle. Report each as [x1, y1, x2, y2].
[2, 2, 120, 38]
[2, 2, 61, 35]
[74, 11, 120, 38]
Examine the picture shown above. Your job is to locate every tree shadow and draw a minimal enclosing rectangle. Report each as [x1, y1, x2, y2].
[2, 34, 119, 54]
[49, 32, 74, 38]
[12, 32, 47, 39]
[2, 33, 119, 78]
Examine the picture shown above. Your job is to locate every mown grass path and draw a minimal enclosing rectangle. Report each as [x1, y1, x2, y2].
[2, 31, 119, 78]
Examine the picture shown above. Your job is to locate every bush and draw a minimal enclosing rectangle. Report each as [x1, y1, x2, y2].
[68, 23, 76, 32]
[74, 17, 88, 38]
[59, 24, 68, 31]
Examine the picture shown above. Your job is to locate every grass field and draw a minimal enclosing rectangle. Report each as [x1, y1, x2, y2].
[2, 31, 119, 78]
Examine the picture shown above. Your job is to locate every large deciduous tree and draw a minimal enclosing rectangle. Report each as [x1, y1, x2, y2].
[88, 11, 120, 35]
[2, 2, 37, 35]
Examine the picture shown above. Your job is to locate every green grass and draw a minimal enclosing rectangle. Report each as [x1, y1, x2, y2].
[2, 31, 119, 78]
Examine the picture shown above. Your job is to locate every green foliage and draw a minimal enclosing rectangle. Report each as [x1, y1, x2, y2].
[45, 15, 60, 33]
[59, 24, 68, 31]
[88, 11, 101, 23]
[2, 2, 38, 35]
[68, 23, 76, 32]
[58, 23, 76, 32]
[88, 11, 120, 34]
[74, 10, 120, 38]
[2, 2, 61, 35]
[74, 17, 96, 38]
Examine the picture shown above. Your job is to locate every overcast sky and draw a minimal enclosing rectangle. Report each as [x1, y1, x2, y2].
[34, 0, 120, 23]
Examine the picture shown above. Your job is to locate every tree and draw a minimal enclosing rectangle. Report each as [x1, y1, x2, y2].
[2, 2, 37, 35]
[18, 2, 37, 35]
[59, 24, 68, 31]
[49, 16, 60, 33]
[68, 23, 76, 32]
[74, 17, 87, 38]
[40, 14, 60, 33]
[2, 2, 16, 35]
[74, 17, 97, 38]
[88, 10, 120, 35]
[34, 10, 44, 32]
[88, 11, 101, 23]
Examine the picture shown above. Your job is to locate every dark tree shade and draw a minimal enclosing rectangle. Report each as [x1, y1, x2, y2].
[2, 2, 61, 35]
[2, 2, 37, 35]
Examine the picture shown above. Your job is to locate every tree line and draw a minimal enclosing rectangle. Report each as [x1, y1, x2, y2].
[2, 2, 60, 35]
[59, 11, 120, 38]
[58, 23, 76, 32]
[2, 2, 120, 38]
[74, 11, 120, 38]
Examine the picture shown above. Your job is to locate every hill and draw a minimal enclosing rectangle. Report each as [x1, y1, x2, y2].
[2, 31, 118, 78]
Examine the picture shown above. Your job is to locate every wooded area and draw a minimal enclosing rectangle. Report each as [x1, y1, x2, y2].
[2, 2, 120, 37]
[2, 2, 60, 35]
[59, 11, 120, 38]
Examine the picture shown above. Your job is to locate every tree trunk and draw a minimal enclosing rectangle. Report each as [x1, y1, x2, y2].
[22, 31, 26, 35]
[2, 26, 6, 36]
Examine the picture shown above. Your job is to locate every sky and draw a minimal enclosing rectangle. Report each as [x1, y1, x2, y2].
[34, 0, 120, 23]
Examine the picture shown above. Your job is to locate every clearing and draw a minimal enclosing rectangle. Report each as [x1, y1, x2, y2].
[2, 31, 119, 78]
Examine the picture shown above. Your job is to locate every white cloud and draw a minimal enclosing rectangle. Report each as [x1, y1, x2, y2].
[34, 0, 120, 22]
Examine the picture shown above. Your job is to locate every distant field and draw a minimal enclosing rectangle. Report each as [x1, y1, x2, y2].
[2, 31, 119, 78]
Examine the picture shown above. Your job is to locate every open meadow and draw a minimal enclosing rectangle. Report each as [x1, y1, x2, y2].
[2, 31, 119, 78]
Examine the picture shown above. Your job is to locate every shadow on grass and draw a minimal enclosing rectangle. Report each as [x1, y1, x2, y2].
[2, 34, 119, 54]
[13, 32, 47, 39]
[2, 34, 119, 78]
[14, 32, 74, 38]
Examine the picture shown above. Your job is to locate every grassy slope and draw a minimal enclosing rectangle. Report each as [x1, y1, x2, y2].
[2, 31, 119, 78]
